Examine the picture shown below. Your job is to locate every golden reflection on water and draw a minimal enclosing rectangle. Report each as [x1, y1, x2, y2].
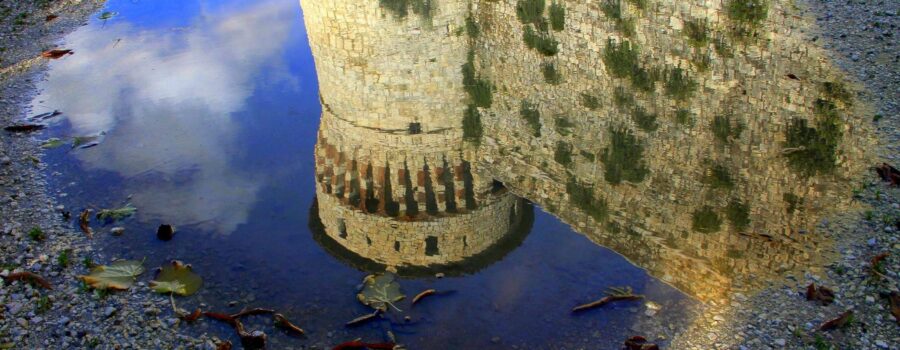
[300, 0, 875, 306]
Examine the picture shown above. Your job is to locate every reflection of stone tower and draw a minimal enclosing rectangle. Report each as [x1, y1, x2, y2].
[302, 0, 532, 272]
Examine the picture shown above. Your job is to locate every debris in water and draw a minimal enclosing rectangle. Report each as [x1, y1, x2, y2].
[29, 110, 61, 121]
[273, 313, 305, 335]
[150, 260, 203, 296]
[157, 224, 175, 241]
[346, 310, 380, 327]
[818, 310, 853, 331]
[411, 289, 436, 306]
[572, 286, 644, 312]
[4, 124, 45, 133]
[180, 308, 202, 322]
[623, 335, 659, 350]
[96, 204, 137, 222]
[41, 49, 73, 59]
[332, 340, 397, 350]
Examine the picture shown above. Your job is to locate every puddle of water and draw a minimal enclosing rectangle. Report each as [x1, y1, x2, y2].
[28, 0, 874, 348]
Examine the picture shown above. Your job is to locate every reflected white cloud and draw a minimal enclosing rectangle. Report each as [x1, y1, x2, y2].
[32, 0, 297, 234]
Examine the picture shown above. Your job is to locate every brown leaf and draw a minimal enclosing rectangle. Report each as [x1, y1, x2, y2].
[215, 341, 232, 350]
[875, 163, 900, 187]
[273, 313, 305, 336]
[346, 309, 380, 327]
[4, 124, 46, 133]
[45, 14, 59, 22]
[805, 283, 835, 306]
[2, 271, 52, 290]
[890, 292, 900, 326]
[786, 73, 799, 80]
[179, 308, 202, 322]
[872, 253, 889, 267]
[412, 288, 436, 306]
[79, 209, 93, 239]
[819, 310, 853, 331]
[204, 312, 237, 327]
[235, 319, 267, 350]
[41, 49, 73, 59]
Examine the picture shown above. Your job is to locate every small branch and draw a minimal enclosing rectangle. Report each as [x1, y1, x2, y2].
[412, 289, 436, 306]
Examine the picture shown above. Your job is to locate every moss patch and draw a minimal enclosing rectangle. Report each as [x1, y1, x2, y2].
[555, 116, 575, 136]
[692, 206, 722, 233]
[631, 106, 658, 132]
[461, 49, 493, 108]
[542, 62, 562, 85]
[516, 0, 546, 25]
[581, 92, 600, 110]
[601, 126, 649, 185]
[380, 0, 434, 20]
[684, 19, 710, 47]
[711, 114, 744, 143]
[523, 26, 560, 56]
[520, 100, 542, 137]
[664, 67, 697, 101]
[704, 164, 734, 189]
[463, 104, 483, 144]
[783, 100, 843, 176]
[555, 141, 573, 167]
[566, 179, 609, 222]
[725, 199, 750, 230]
[549, 2, 565, 31]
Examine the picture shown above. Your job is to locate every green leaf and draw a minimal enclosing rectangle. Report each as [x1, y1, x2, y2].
[150, 260, 202, 296]
[356, 272, 404, 312]
[40, 138, 65, 149]
[99, 11, 117, 20]
[78, 260, 145, 291]
[96, 204, 137, 222]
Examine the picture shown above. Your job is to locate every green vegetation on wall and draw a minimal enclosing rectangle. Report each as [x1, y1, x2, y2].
[603, 39, 660, 92]
[380, 0, 434, 21]
[549, 2, 565, 31]
[566, 178, 609, 222]
[726, 0, 768, 25]
[601, 0, 636, 37]
[692, 206, 722, 233]
[703, 164, 734, 189]
[520, 100, 542, 137]
[613, 87, 635, 110]
[542, 63, 562, 84]
[555, 116, 574, 136]
[555, 141, 573, 167]
[516, 0, 546, 25]
[711, 114, 744, 143]
[523, 26, 560, 56]
[675, 109, 694, 126]
[631, 106, 658, 132]
[664, 67, 697, 101]
[581, 92, 600, 110]
[683, 19, 709, 47]
[465, 16, 480, 38]
[463, 105, 483, 144]
[783, 98, 843, 177]
[725, 199, 750, 230]
[461, 49, 493, 108]
[601, 127, 649, 185]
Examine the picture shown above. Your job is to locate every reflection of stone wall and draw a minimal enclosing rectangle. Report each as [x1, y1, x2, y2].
[315, 183, 525, 268]
[299, 0, 876, 301]
[300, 0, 470, 132]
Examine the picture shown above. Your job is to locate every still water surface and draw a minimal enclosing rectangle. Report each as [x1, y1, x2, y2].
[28, 0, 871, 348]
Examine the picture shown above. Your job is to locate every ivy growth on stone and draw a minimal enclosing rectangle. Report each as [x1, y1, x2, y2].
[566, 178, 609, 222]
[601, 126, 649, 185]
[519, 100, 542, 137]
[692, 206, 722, 233]
[725, 198, 750, 231]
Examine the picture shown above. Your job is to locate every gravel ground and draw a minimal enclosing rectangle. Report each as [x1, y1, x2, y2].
[0, 0, 897, 350]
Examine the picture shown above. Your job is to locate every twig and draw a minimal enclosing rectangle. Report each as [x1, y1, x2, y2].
[2, 271, 52, 290]
[346, 309, 381, 327]
[412, 289, 436, 306]
[230, 307, 275, 319]
[273, 313, 305, 335]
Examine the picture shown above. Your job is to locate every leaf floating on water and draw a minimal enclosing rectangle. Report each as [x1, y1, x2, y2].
[40, 49, 73, 59]
[357, 272, 405, 312]
[96, 204, 137, 222]
[572, 286, 644, 312]
[819, 310, 853, 331]
[345, 309, 380, 327]
[40, 138, 65, 149]
[4, 124, 46, 133]
[805, 283, 835, 306]
[157, 224, 176, 241]
[99, 11, 118, 20]
[78, 260, 145, 291]
[623, 335, 659, 350]
[2, 271, 52, 290]
[273, 313, 305, 336]
[71, 133, 105, 149]
[332, 340, 397, 350]
[411, 289, 436, 306]
[150, 260, 202, 296]
[79, 209, 93, 239]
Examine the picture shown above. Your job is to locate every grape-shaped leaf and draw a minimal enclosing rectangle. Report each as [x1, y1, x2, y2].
[357, 272, 404, 312]
[150, 260, 202, 296]
[78, 260, 145, 291]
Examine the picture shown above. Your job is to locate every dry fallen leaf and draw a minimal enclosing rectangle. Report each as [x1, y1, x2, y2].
[41, 49, 73, 59]
[79, 209, 93, 239]
[819, 310, 853, 331]
[890, 292, 900, 326]
[78, 260, 145, 291]
[2, 271, 52, 290]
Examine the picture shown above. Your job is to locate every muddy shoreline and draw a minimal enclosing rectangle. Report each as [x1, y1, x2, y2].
[0, 0, 897, 349]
